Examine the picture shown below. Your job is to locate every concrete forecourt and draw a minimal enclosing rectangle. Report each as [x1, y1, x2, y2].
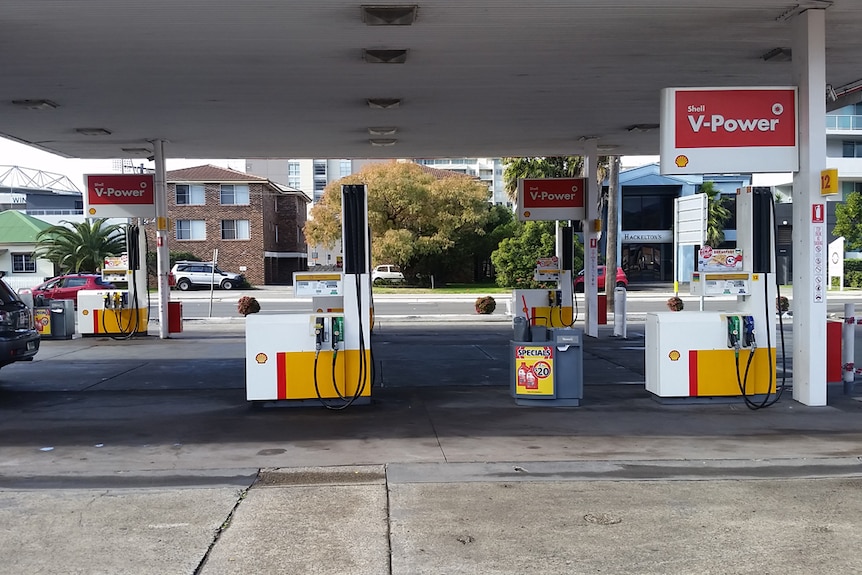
[1, 291, 861, 574]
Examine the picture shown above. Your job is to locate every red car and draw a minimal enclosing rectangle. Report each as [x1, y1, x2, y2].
[27, 274, 115, 307]
[574, 266, 628, 292]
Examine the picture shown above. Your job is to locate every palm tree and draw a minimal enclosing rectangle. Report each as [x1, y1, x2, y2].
[697, 181, 732, 248]
[34, 219, 126, 273]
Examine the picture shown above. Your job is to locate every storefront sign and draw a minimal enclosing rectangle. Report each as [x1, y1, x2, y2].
[518, 178, 586, 221]
[621, 230, 673, 243]
[660, 87, 798, 174]
[85, 174, 156, 218]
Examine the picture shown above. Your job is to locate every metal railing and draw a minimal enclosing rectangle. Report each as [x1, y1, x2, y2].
[826, 115, 862, 130]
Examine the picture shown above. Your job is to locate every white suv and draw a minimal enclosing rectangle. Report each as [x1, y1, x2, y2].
[171, 261, 245, 291]
[371, 264, 405, 284]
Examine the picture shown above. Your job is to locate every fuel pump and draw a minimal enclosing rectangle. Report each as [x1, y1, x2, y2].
[245, 184, 372, 407]
[646, 186, 786, 406]
[513, 224, 577, 331]
[76, 221, 149, 337]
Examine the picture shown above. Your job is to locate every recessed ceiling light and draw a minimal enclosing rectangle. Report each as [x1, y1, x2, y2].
[367, 98, 401, 109]
[76, 128, 112, 136]
[598, 145, 619, 152]
[363, 49, 408, 64]
[369, 138, 397, 146]
[361, 5, 418, 25]
[761, 47, 792, 62]
[121, 147, 152, 155]
[626, 124, 660, 132]
[11, 99, 58, 110]
[368, 127, 398, 136]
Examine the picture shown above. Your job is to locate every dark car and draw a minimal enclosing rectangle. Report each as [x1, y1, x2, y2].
[574, 266, 628, 292]
[28, 274, 115, 307]
[0, 278, 40, 370]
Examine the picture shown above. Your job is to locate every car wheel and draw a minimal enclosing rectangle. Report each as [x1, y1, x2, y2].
[574, 284, 584, 293]
[221, 279, 235, 290]
[616, 282, 627, 289]
[373, 278, 385, 286]
[177, 278, 192, 291]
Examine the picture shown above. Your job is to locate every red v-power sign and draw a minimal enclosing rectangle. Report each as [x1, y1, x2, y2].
[517, 178, 586, 221]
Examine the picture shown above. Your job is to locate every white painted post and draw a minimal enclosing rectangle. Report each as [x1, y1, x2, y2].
[584, 139, 599, 338]
[791, 9, 828, 406]
[613, 286, 627, 339]
[843, 302, 855, 394]
[152, 139, 170, 340]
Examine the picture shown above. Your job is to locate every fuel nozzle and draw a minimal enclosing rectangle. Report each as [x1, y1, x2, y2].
[314, 317, 325, 350]
[742, 315, 756, 348]
[727, 315, 741, 350]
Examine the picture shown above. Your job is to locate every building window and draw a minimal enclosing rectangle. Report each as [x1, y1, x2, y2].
[340, 160, 351, 178]
[622, 193, 675, 230]
[175, 184, 205, 205]
[176, 220, 206, 240]
[12, 253, 36, 273]
[220, 184, 250, 205]
[842, 141, 862, 158]
[222, 219, 250, 240]
[288, 162, 302, 188]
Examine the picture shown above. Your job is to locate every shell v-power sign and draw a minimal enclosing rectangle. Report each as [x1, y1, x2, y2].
[660, 87, 798, 175]
[517, 178, 586, 222]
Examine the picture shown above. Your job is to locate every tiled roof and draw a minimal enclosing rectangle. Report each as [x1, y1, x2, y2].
[0, 210, 53, 243]
[166, 164, 268, 183]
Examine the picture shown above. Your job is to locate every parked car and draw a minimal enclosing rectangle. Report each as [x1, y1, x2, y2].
[171, 261, 246, 291]
[0, 278, 39, 370]
[371, 264, 405, 285]
[27, 274, 115, 307]
[574, 266, 628, 292]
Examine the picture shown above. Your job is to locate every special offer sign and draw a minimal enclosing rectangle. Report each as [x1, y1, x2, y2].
[660, 87, 798, 175]
[84, 174, 156, 218]
[517, 177, 586, 221]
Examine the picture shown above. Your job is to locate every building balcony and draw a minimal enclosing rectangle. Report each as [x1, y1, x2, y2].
[825, 157, 862, 180]
[826, 115, 862, 132]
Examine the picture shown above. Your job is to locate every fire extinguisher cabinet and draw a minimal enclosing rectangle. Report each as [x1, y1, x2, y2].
[511, 327, 583, 406]
[167, 301, 183, 333]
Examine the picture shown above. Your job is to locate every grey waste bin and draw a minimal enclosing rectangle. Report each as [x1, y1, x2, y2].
[511, 327, 583, 406]
[46, 299, 76, 340]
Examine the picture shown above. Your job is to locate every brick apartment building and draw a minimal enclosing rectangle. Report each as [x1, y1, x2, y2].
[152, 165, 309, 286]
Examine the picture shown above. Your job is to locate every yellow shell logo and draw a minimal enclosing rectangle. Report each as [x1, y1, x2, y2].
[674, 155, 689, 168]
[82, 309, 90, 316]
[523, 210, 531, 218]
[88, 208, 97, 215]
[668, 350, 681, 361]
[255, 352, 268, 364]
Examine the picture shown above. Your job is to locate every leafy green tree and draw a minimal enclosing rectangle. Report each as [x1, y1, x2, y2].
[491, 221, 583, 288]
[834, 191, 862, 250]
[697, 181, 733, 247]
[34, 219, 126, 273]
[305, 161, 494, 282]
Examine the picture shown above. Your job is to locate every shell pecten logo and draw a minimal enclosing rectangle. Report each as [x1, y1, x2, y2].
[668, 350, 681, 361]
[88, 208, 97, 215]
[523, 210, 531, 218]
[255, 353, 268, 364]
[674, 155, 689, 168]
